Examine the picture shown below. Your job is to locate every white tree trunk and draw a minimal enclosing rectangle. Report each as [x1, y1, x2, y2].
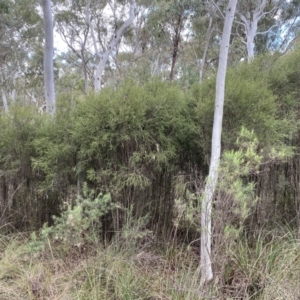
[238, 0, 268, 61]
[41, 0, 55, 114]
[93, 0, 136, 91]
[246, 29, 256, 59]
[10, 71, 17, 103]
[85, 0, 100, 56]
[200, 0, 238, 285]
[2, 90, 8, 113]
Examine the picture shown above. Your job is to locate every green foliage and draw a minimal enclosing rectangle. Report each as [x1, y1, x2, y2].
[0, 80, 200, 232]
[0, 105, 39, 169]
[221, 229, 300, 299]
[217, 137, 260, 245]
[1, 51, 300, 238]
[269, 45, 300, 122]
[192, 62, 285, 156]
[0, 105, 45, 229]
[71, 80, 199, 231]
[225, 68, 277, 146]
[31, 96, 76, 192]
[28, 184, 113, 253]
[0, 0, 9, 14]
[215, 127, 293, 244]
[3, 46, 300, 299]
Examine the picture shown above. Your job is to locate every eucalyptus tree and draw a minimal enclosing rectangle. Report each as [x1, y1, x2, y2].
[89, 0, 137, 91]
[200, 0, 238, 285]
[54, 0, 137, 91]
[233, 0, 300, 58]
[144, 0, 201, 81]
[198, 3, 218, 82]
[0, 0, 42, 111]
[237, 0, 280, 60]
[41, 0, 55, 114]
[54, 0, 98, 93]
[55, 50, 94, 95]
[190, 0, 226, 82]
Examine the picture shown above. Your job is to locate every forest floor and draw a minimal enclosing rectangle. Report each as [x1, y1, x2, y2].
[0, 231, 203, 300]
[1, 228, 300, 299]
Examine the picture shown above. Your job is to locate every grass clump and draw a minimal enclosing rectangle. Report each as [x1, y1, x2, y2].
[219, 230, 300, 299]
[23, 184, 204, 299]
[0, 222, 204, 299]
[2, 206, 300, 299]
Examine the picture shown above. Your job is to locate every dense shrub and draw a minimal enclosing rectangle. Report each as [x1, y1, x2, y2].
[0, 105, 44, 229]
[0, 81, 201, 234]
[191, 60, 287, 154]
[0, 60, 299, 237]
[71, 80, 200, 234]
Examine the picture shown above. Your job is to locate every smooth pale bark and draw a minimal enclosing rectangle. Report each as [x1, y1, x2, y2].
[200, 0, 238, 285]
[85, 0, 99, 56]
[237, 0, 268, 61]
[92, 0, 136, 91]
[26, 90, 37, 105]
[41, 0, 55, 114]
[10, 71, 18, 102]
[93, 0, 136, 91]
[2, 90, 8, 113]
[150, 53, 161, 76]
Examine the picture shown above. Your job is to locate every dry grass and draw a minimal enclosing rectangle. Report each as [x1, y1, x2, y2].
[0, 233, 205, 300]
[1, 229, 300, 299]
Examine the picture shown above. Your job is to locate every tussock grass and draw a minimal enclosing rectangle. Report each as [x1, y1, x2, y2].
[221, 229, 300, 299]
[0, 232, 204, 300]
[1, 228, 300, 299]
[259, 233, 300, 300]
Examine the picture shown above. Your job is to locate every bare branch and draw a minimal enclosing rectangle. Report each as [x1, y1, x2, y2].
[85, 0, 100, 57]
[237, 11, 248, 25]
[255, 0, 268, 16]
[209, 0, 225, 19]
[94, 0, 137, 90]
[256, 23, 279, 35]
[279, 15, 300, 50]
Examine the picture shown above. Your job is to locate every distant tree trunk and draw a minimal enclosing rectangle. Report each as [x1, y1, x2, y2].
[81, 49, 89, 93]
[41, 0, 55, 114]
[170, 13, 183, 82]
[2, 90, 8, 113]
[88, 0, 136, 91]
[237, 0, 269, 61]
[10, 71, 18, 102]
[199, 14, 214, 82]
[83, 64, 89, 93]
[200, 0, 238, 285]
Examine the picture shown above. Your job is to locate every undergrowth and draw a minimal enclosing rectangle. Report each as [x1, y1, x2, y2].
[1, 225, 300, 299]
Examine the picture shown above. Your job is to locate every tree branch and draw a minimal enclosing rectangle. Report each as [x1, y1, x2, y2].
[256, 23, 279, 35]
[85, 0, 100, 57]
[209, 0, 225, 19]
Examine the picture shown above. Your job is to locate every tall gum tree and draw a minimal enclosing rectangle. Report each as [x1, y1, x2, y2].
[87, 0, 137, 91]
[55, 0, 96, 94]
[198, 3, 218, 82]
[41, 0, 56, 114]
[0, 0, 41, 111]
[200, 0, 238, 285]
[236, 0, 281, 60]
[145, 0, 201, 82]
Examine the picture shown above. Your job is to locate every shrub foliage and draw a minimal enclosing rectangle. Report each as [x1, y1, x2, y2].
[0, 51, 299, 242]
